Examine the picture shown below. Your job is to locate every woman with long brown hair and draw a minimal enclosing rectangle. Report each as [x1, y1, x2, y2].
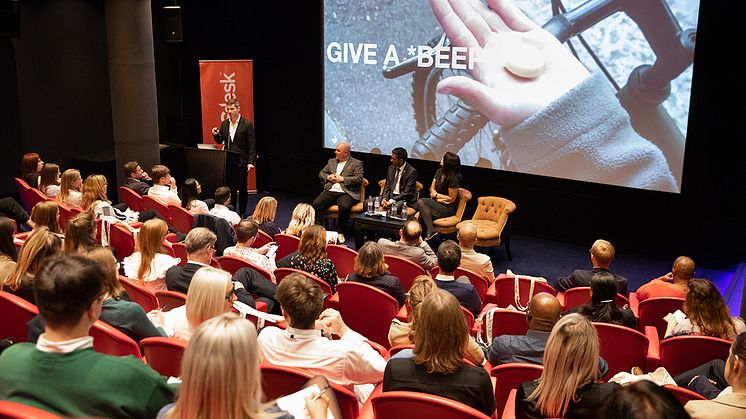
[287, 224, 337, 292]
[29, 201, 63, 235]
[123, 219, 180, 292]
[383, 289, 494, 416]
[251, 196, 280, 237]
[516, 313, 619, 419]
[20, 153, 43, 188]
[64, 211, 97, 254]
[416, 151, 462, 240]
[665, 278, 745, 340]
[39, 163, 61, 198]
[1, 227, 63, 303]
[347, 241, 405, 306]
[57, 169, 83, 208]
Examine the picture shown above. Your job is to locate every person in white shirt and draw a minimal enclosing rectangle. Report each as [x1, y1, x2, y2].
[123, 219, 180, 292]
[258, 273, 386, 404]
[147, 165, 180, 206]
[457, 223, 495, 283]
[209, 186, 241, 226]
[223, 218, 277, 280]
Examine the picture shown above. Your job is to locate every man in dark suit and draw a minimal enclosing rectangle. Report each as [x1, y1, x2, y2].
[211, 98, 255, 216]
[312, 141, 364, 243]
[379, 147, 419, 212]
[122, 161, 152, 196]
[554, 239, 629, 296]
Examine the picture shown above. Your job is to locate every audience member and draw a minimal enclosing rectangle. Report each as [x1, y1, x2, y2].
[486, 292, 562, 366]
[602, 380, 690, 419]
[347, 241, 406, 306]
[457, 223, 495, 282]
[157, 313, 337, 419]
[29, 201, 63, 235]
[685, 332, 746, 418]
[417, 151, 462, 240]
[179, 178, 209, 214]
[64, 211, 97, 254]
[28, 247, 165, 343]
[39, 163, 61, 198]
[251, 196, 281, 237]
[388, 275, 484, 366]
[312, 141, 364, 244]
[20, 152, 43, 188]
[258, 273, 386, 403]
[285, 202, 315, 237]
[123, 219, 180, 292]
[377, 220, 437, 270]
[675, 358, 730, 400]
[2, 227, 63, 303]
[122, 161, 152, 196]
[209, 186, 241, 226]
[82, 174, 161, 223]
[0, 255, 174, 418]
[0, 217, 18, 282]
[664, 278, 746, 340]
[555, 239, 629, 296]
[516, 313, 620, 419]
[147, 164, 180, 205]
[161, 266, 236, 341]
[288, 224, 338, 292]
[384, 290, 495, 416]
[433, 240, 481, 316]
[57, 168, 83, 207]
[572, 271, 637, 329]
[0, 198, 31, 230]
[223, 218, 277, 279]
[637, 256, 695, 301]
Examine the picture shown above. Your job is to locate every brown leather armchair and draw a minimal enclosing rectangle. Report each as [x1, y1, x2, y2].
[457, 196, 516, 260]
[432, 188, 472, 234]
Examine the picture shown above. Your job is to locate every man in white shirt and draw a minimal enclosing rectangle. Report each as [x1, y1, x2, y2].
[457, 223, 495, 283]
[377, 220, 437, 270]
[258, 273, 386, 403]
[223, 218, 277, 280]
[208, 186, 241, 226]
[147, 165, 180, 206]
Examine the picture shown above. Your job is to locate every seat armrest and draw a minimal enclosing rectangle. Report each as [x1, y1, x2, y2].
[367, 340, 389, 360]
[486, 281, 497, 305]
[357, 383, 383, 419]
[644, 325, 660, 371]
[629, 292, 640, 317]
[556, 292, 566, 310]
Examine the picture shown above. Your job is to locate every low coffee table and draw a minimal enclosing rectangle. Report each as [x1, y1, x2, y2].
[352, 212, 409, 250]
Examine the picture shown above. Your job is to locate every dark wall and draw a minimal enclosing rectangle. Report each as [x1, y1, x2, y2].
[0, 0, 114, 194]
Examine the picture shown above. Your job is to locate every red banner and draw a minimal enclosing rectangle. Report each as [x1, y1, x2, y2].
[198, 59, 256, 192]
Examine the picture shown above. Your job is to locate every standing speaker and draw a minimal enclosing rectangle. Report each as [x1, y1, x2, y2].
[0, 0, 20, 38]
[163, 5, 182, 43]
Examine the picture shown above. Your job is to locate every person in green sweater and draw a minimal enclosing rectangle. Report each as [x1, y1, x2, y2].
[0, 254, 175, 418]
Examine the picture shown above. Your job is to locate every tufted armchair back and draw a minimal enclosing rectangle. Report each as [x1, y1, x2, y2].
[473, 196, 516, 227]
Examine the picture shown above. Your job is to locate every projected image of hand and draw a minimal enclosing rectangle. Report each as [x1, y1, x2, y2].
[430, 0, 590, 128]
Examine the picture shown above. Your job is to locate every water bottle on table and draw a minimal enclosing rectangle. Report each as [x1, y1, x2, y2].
[401, 202, 408, 219]
[374, 196, 380, 214]
[366, 198, 373, 215]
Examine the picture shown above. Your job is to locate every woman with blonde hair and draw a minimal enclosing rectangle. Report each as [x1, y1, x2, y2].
[162, 267, 235, 341]
[64, 211, 97, 254]
[383, 289, 494, 416]
[664, 278, 745, 340]
[348, 241, 405, 306]
[251, 196, 280, 237]
[81, 174, 161, 224]
[123, 219, 180, 291]
[1, 227, 63, 304]
[284, 203, 315, 237]
[288, 224, 337, 292]
[29, 201, 63, 235]
[516, 313, 619, 419]
[158, 313, 336, 419]
[39, 163, 61, 198]
[57, 169, 83, 208]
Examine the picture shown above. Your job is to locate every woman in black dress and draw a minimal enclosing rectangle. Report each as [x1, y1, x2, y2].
[417, 152, 462, 240]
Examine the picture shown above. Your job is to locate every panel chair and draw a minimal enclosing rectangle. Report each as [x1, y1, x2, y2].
[321, 178, 369, 230]
[155, 290, 187, 312]
[457, 195, 516, 260]
[118, 276, 160, 313]
[167, 203, 194, 235]
[142, 195, 171, 224]
[90, 320, 142, 358]
[659, 335, 732, 376]
[490, 363, 544, 419]
[0, 401, 64, 419]
[274, 233, 300, 261]
[261, 364, 360, 419]
[371, 391, 491, 419]
[594, 322, 653, 379]
[488, 274, 557, 308]
[637, 297, 685, 340]
[557, 287, 630, 311]
[383, 254, 427, 292]
[119, 186, 145, 212]
[140, 337, 187, 378]
[432, 187, 472, 234]
[0, 290, 39, 343]
[376, 179, 424, 217]
[326, 244, 358, 280]
[336, 282, 399, 349]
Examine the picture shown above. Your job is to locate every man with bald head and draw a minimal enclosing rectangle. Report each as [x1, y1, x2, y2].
[486, 292, 562, 365]
[312, 142, 364, 243]
[458, 223, 495, 283]
[636, 256, 695, 301]
[377, 220, 437, 270]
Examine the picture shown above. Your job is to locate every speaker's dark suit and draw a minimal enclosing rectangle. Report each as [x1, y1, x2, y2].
[212, 115, 255, 215]
[382, 163, 418, 206]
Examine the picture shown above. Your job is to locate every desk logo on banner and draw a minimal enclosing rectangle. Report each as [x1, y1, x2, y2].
[198, 59, 255, 144]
